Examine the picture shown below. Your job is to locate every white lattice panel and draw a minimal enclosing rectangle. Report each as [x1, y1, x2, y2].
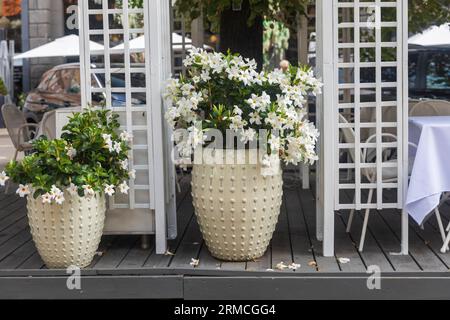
[334, 0, 407, 212]
[78, 0, 176, 252]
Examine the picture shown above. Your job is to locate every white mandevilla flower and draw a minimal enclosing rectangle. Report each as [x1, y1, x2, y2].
[16, 184, 30, 198]
[113, 141, 122, 154]
[249, 112, 262, 125]
[66, 146, 77, 160]
[119, 181, 130, 194]
[121, 159, 129, 171]
[102, 133, 113, 150]
[41, 193, 52, 204]
[83, 185, 95, 198]
[54, 192, 65, 205]
[240, 128, 256, 143]
[129, 169, 136, 180]
[233, 105, 243, 116]
[120, 131, 134, 143]
[104, 184, 115, 197]
[67, 183, 78, 196]
[200, 70, 211, 82]
[0, 171, 9, 186]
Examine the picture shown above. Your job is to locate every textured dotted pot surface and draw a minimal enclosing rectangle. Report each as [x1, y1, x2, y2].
[27, 193, 106, 269]
[192, 152, 283, 262]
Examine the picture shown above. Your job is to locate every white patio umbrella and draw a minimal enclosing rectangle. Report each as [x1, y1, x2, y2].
[112, 33, 211, 51]
[14, 35, 104, 60]
[408, 23, 450, 48]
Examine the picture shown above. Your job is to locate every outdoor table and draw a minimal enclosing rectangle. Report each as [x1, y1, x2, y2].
[406, 116, 450, 225]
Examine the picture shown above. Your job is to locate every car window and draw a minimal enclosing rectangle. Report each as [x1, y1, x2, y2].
[45, 70, 65, 93]
[37, 70, 55, 91]
[66, 69, 81, 94]
[426, 52, 450, 90]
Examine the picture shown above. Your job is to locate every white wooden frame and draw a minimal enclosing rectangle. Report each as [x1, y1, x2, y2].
[78, 0, 176, 254]
[316, 0, 409, 256]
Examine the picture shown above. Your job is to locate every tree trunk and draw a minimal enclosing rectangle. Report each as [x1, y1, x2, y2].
[219, 0, 263, 70]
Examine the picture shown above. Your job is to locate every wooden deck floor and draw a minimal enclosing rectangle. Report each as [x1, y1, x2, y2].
[2, 175, 450, 299]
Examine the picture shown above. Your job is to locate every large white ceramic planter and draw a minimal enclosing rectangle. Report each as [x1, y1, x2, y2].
[27, 192, 106, 269]
[192, 149, 283, 261]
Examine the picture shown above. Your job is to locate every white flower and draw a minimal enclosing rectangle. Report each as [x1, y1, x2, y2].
[103, 133, 113, 150]
[119, 181, 130, 194]
[120, 159, 129, 171]
[268, 136, 281, 151]
[104, 184, 115, 197]
[233, 105, 243, 116]
[246, 94, 259, 109]
[41, 193, 52, 204]
[260, 91, 271, 107]
[240, 129, 256, 143]
[190, 258, 200, 267]
[113, 141, 122, 154]
[129, 169, 136, 180]
[50, 185, 62, 196]
[65, 146, 77, 160]
[16, 184, 30, 198]
[249, 112, 262, 125]
[338, 257, 351, 264]
[0, 171, 9, 186]
[289, 263, 301, 271]
[120, 131, 134, 143]
[276, 262, 288, 270]
[200, 70, 211, 82]
[54, 193, 65, 205]
[83, 185, 95, 198]
[102, 133, 112, 143]
[229, 115, 247, 132]
[67, 183, 78, 196]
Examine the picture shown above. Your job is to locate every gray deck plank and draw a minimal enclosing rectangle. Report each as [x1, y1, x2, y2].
[117, 237, 155, 269]
[94, 236, 137, 269]
[0, 216, 28, 246]
[144, 193, 195, 268]
[0, 207, 27, 233]
[379, 209, 448, 272]
[333, 213, 367, 272]
[285, 189, 321, 273]
[18, 251, 45, 269]
[0, 240, 36, 269]
[0, 197, 24, 220]
[245, 244, 271, 272]
[169, 212, 203, 269]
[0, 228, 32, 262]
[197, 242, 222, 270]
[297, 188, 340, 272]
[340, 191, 394, 272]
[89, 235, 117, 268]
[269, 200, 294, 272]
[340, 213, 394, 272]
[358, 207, 420, 272]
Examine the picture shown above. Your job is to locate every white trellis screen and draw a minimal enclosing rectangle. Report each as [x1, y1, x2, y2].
[78, 0, 176, 254]
[316, 0, 409, 256]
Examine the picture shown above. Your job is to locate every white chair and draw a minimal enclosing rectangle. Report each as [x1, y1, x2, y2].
[339, 114, 447, 252]
[36, 110, 56, 140]
[1, 104, 40, 193]
[409, 99, 450, 117]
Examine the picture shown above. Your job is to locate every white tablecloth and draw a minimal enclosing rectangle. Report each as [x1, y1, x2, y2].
[406, 116, 450, 225]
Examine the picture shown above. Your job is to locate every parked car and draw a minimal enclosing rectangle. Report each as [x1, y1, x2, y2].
[23, 63, 146, 123]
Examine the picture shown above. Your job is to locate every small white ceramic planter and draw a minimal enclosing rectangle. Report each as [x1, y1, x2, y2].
[27, 192, 106, 269]
[192, 149, 283, 261]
